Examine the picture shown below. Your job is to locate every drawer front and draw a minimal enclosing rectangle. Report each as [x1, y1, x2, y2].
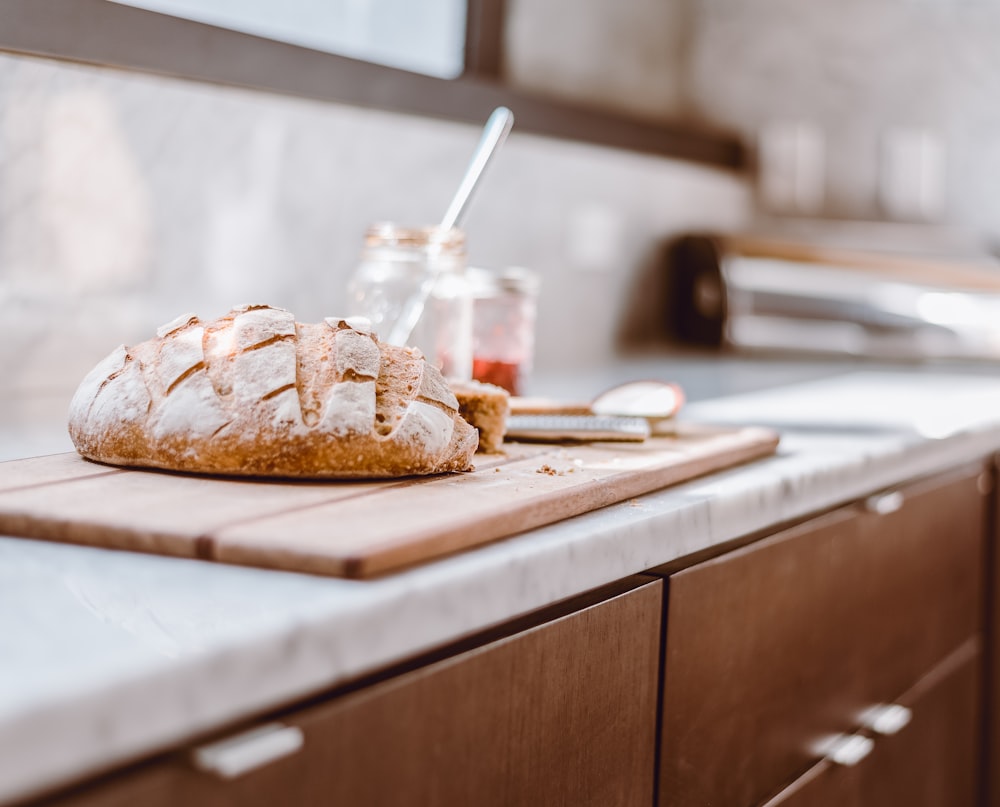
[856, 641, 981, 807]
[986, 455, 1000, 807]
[758, 759, 857, 807]
[660, 508, 862, 807]
[44, 580, 662, 807]
[32, 765, 179, 807]
[274, 579, 662, 807]
[659, 465, 986, 807]
[764, 641, 981, 807]
[852, 468, 986, 705]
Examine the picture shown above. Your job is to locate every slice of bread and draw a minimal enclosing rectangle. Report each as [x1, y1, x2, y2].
[450, 378, 510, 454]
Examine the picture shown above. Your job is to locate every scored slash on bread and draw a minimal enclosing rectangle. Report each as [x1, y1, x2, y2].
[68, 305, 479, 478]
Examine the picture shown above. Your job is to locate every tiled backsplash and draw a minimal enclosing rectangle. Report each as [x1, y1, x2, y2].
[0, 51, 750, 402]
[687, 0, 1000, 232]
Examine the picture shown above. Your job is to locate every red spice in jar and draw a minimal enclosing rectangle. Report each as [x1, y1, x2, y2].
[472, 357, 521, 395]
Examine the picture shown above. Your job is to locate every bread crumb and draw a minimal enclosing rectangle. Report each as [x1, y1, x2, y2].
[537, 464, 558, 476]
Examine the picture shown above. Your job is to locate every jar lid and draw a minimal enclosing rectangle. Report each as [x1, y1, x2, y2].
[468, 266, 541, 296]
[365, 222, 465, 250]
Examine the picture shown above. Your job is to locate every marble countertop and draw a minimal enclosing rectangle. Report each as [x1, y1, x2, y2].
[5, 364, 1000, 803]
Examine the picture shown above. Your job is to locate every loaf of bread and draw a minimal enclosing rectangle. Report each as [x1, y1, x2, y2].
[68, 305, 479, 478]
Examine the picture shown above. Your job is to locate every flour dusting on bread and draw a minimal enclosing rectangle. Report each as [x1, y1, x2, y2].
[68, 305, 478, 478]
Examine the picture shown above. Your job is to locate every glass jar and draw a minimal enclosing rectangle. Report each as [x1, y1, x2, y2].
[468, 266, 540, 395]
[347, 223, 472, 380]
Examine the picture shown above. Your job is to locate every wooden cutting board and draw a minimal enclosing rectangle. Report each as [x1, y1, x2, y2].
[0, 425, 778, 578]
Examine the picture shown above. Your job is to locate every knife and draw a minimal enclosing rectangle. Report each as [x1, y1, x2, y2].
[505, 414, 651, 443]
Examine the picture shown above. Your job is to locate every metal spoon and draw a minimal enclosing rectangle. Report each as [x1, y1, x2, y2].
[386, 106, 514, 346]
[439, 106, 514, 231]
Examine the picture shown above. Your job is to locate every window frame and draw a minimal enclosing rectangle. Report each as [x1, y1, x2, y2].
[0, 0, 745, 169]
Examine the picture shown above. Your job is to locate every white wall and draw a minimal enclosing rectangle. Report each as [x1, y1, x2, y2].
[0, 52, 750, 407]
[686, 0, 1000, 241]
[504, 0, 689, 121]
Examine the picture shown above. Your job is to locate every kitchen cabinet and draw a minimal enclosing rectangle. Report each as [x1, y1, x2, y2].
[38, 579, 663, 807]
[984, 453, 1000, 807]
[657, 463, 988, 807]
[27, 461, 996, 807]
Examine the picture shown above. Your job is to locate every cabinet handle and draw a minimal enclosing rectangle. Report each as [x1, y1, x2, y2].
[824, 733, 874, 767]
[191, 722, 304, 779]
[978, 472, 994, 496]
[863, 490, 904, 515]
[860, 703, 912, 736]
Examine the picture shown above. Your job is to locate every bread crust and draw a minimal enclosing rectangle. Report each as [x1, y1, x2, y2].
[68, 306, 479, 478]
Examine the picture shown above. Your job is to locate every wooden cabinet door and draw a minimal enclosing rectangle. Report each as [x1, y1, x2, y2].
[42, 580, 663, 807]
[658, 465, 987, 807]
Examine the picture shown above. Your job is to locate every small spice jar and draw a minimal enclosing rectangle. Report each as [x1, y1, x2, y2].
[468, 266, 540, 395]
[347, 223, 472, 380]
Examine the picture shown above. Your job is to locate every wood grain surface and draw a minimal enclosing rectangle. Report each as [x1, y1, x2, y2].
[658, 465, 985, 807]
[39, 581, 663, 807]
[0, 425, 778, 578]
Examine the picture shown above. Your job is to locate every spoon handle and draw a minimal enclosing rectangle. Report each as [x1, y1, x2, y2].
[386, 107, 514, 347]
[440, 106, 514, 231]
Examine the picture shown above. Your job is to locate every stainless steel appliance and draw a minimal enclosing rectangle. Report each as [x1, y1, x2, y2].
[669, 234, 1000, 361]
